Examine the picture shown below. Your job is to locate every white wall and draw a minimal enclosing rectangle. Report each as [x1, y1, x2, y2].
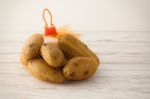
[0, 0, 150, 31]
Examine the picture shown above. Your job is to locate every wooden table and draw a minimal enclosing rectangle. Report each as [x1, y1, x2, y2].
[0, 31, 150, 99]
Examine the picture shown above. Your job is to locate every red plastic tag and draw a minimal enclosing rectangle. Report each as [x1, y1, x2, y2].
[45, 26, 57, 36]
[43, 8, 57, 37]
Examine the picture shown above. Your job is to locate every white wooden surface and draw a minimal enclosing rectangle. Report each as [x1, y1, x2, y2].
[0, 31, 150, 99]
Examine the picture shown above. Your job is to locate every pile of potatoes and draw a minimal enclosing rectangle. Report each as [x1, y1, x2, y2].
[20, 33, 100, 83]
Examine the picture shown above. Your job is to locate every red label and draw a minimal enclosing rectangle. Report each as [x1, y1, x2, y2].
[45, 26, 57, 36]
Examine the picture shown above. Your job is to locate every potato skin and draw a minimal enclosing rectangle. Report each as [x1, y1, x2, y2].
[20, 32, 100, 83]
[20, 34, 44, 66]
[63, 57, 98, 80]
[41, 42, 66, 67]
[58, 33, 100, 65]
[27, 58, 66, 83]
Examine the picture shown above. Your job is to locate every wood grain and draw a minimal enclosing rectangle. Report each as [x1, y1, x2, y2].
[0, 31, 150, 99]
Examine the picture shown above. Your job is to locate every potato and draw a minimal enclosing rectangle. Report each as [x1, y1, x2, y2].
[41, 42, 66, 67]
[20, 34, 44, 66]
[63, 57, 98, 80]
[58, 33, 99, 65]
[28, 58, 66, 83]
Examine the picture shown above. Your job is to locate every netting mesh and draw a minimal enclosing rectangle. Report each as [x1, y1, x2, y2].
[20, 32, 99, 83]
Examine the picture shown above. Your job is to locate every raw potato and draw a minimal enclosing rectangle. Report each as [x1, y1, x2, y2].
[63, 57, 98, 80]
[28, 58, 66, 83]
[58, 33, 99, 65]
[20, 32, 100, 83]
[20, 34, 44, 66]
[41, 42, 66, 67]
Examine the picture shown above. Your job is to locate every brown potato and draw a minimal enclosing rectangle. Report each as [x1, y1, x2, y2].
[63, 57, 98, 80]
[20, 34, 44, 66]
[41, 42, 66, 67]
[28, 58, 66, 83]
[58, 33, 99, 65]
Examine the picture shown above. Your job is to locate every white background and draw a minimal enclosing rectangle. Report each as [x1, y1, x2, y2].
[0, 0, 150, 31]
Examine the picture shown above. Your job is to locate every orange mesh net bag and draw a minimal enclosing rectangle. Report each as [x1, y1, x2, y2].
[20, 8, 100, 83]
